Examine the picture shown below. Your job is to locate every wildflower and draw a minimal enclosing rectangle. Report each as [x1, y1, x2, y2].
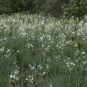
[82, 51, 85, 55]
[6, 49, 10, 53]
[46, 64, 50, 69]
[82, 61, 87, 65]
[26, 78, 29, 81]
[70, 62, 75, 66]
[37, 65, 43, 69]
[29, 64, 35, 70]
[10, 75, 15, 79]
[42, 72, 46, 76]
[17, 50, 20, 53]
[0, 46, 4, 52]
[50, 84, 53, 87]
[14, 70, 19, 74]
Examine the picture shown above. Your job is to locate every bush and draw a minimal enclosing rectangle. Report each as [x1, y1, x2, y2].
[26, 0, 43, 13]
[0, 3, 5, 15]
[0, 0, 70, 17]
[62, 0, 87, 20]
[42, 0, 69, 17]
[1, 0, 26, 14]
[0, 0, 42, 14]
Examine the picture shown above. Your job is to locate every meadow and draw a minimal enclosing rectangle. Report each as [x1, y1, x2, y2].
[0, 13, 87, 87]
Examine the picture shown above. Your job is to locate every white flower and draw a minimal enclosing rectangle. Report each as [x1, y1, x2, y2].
[29, 64, 35, 70]
[17, 50, 20, 53]
[66, 40, 72, 45]
[84, 23, 87, 26]
[42, 44, 44, 47]
[6, 49, 10, 53]
[70, 62, 75, 66]
[42, 72, 46, 76]
[37, 65, 43, 69]
[14, 70, 19, 74]
[40, 36, 43, 41]
[31, 66, 35, 70]
[82, 51, 85, 55]
[46, 64, 50, 69]
[86, 36, 87, 39]
[26, 78, 29, 81]
[27, 43, 33, 48]
[10, 74, 16, 79]
[82, 61, 87, 64]
[50, 84, 53, 87]
[0, 46, 4, 52]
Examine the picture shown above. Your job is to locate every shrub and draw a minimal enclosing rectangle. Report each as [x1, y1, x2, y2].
[0, 0, 26, 14]
[42, 0, 69, 17]
[0, 0, 70, 17]
[62, 0, 87, 20]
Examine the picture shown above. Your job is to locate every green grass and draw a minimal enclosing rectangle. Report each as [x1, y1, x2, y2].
[0, 13, 87, 87]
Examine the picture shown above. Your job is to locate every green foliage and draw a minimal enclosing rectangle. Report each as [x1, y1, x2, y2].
[42, 0, 69, 17]
[0, 0, 70, 17]
[1, 13, 87, 86]
[22, 0, 41, 13]
[62, 0, 87, 19]
[0, 0, 42, 14]
[0, 0, 26, 14]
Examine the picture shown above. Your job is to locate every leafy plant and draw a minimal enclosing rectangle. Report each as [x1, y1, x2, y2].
[0, 13, 87, 86]
[0, 0, 26, 14]
[62, 0, 87, 20]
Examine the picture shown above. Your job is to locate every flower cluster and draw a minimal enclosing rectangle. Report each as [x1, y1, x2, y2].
[0, 13, 87, 86]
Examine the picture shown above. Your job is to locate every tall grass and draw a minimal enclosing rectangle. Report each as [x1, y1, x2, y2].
[0, 13, 87, 87]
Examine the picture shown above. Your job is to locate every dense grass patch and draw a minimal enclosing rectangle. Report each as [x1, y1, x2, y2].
[0, 13, 87, 87]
